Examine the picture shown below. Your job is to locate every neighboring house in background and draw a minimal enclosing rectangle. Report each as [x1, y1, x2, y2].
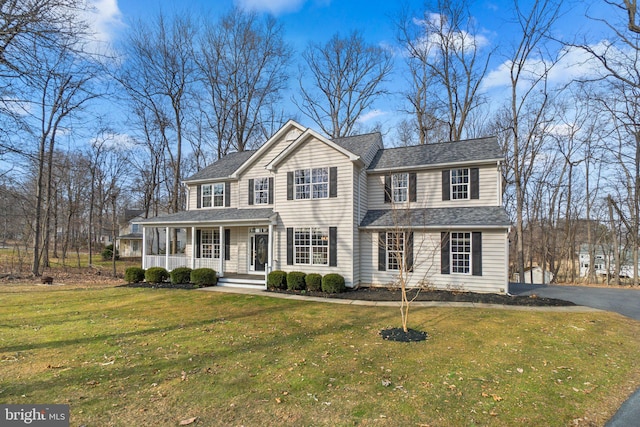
[116, 209, 145, 257]
[578, 245, 637, 278]
[514, 266, 554, 284]
[138, 120, 511, 292]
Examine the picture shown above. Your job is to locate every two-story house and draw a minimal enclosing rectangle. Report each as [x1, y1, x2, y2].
[138, 120, 511, 293]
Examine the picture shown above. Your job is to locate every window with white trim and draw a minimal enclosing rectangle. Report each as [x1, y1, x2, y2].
[451, 232, 471, 274]
[212, 183, 224, 207]
[295, 167, 328, 200]
[386, 232, 405, 271]
[294, 227, 328, 265]
[392, 173, 408, 203]
[201, 229, 220, 259]
[201, 184, 212, 208]
[451, 169, 469, 200]
[254, 177, 269, 205]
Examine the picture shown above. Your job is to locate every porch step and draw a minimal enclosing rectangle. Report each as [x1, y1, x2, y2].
[218, 276, 265, 288]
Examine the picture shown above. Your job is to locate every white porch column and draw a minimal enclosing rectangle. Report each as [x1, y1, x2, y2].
[165, 226, 170, 270]
[142, 226, 147, 269]
[191, 226, 196, 269]
[266, 223, 273, 285]
[219, 225, 225, 277]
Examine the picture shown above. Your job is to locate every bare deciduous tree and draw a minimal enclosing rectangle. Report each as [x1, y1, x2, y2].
[397, 0, 492, 143]
[295, 30, 392, 138]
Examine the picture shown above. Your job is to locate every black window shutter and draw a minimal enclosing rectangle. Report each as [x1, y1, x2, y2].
[441, 231, 450, 274]
[329, 167, 337, 198]
[195, 229, 201, 258]
[384, 175, 391, 203]
[225, 229, 231, 261]
[406, 232, 414, 272]
[329, 227, 337, 266]
[197, 185, 202, 208]
[470, 168, 479, 200]
[287, 172, 293, 200]
[225, 182, 231, 207]
[409, 172, 417, 202]
[442, 170, 450, 201]
[268, 177, 274, 204]
[286, 227, 293, 265]
[472, 232, 482, 276]
[248, 179, 254, 205]
[378, 231, 386, 271]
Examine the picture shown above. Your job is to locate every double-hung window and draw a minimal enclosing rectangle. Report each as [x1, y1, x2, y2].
[200, 229, 220, 259]
[450, 232, 471, 274]
[295, 167, 328, 200]
[212, 183, 224, 207]
[451, 169, 469, 200]
[254, 177, 269, 205]
[294, 227, 328, 265]
[386, 232, 405, 271]
[201, 184, 224, 208]
[392, 173, 408, 203]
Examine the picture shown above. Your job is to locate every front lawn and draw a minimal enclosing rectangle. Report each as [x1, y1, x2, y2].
[1, 285, 639, 426]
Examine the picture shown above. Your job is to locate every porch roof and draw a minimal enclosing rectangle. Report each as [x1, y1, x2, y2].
[360, 206, 511, 229]
[136, 208, 276, 227]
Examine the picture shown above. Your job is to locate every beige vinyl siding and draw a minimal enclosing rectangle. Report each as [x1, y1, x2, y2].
[272, 136, 356, 286]
[238, 132, 299, 208]
[367, 165, 500, 210]
[359, 229, 508, 293]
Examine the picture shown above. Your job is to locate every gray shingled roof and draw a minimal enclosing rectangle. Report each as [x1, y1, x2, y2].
[137, 208, 275, 225]
[360, 206, 511, 228]
[368, 137, 501, 171]
[333, 132, 382, 166]
[185, 150, 257, 182]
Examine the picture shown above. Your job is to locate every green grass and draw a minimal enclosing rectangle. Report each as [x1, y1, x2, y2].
[1, 286, 639, 426]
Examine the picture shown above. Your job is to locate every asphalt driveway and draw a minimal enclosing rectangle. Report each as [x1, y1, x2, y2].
[509, 283, 640, 321]
[509, 282, 640, 426]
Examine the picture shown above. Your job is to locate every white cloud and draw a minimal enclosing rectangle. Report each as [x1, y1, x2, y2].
[357, 109, 386, 123]
[483, 43, 610, 90]
[234, 0, 307, 15]
[89, 132, 137, 151]
[80, 0, 125, 54]
[408, 13, 490, 59]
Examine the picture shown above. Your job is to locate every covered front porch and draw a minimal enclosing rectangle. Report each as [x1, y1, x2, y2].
[137, 208, 277, 286]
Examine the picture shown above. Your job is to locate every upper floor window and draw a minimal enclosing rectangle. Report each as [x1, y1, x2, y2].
[392, 173, 408, 203]
[254, 177, 269, 205]
[131, 224, 139, 233]
[295, 167, 328, 200]
[202, 183, 225, 208]
[451, 169, 469, 200]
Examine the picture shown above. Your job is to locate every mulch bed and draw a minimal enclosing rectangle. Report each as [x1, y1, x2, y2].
[119, 282, 574, 307]
[268, 287, 575, 307]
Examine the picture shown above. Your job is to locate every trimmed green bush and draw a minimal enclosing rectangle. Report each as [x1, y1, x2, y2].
[322, 273, 346, 293]
[287, 271, 306, 291]
[145, 267, 169, 283]
[170, 267, 192, 285]
[190, 268, 217, 287]
[305, 273, 322, 292]
[124, 267, 145, 284]
[267, 270, 287, 290]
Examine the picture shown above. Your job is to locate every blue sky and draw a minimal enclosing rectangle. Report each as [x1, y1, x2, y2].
[85, 0, 619, 138]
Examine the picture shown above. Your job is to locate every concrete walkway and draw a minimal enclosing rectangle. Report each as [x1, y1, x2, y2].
[199, 284, 639, 426]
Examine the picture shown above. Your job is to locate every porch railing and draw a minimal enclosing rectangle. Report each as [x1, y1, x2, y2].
[144, 255, 219, 271]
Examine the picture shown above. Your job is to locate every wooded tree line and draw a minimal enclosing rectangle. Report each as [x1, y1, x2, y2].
[0, 0, 638, 284]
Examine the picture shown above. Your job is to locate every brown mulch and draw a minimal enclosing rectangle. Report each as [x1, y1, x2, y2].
[269, 287, 575, 306]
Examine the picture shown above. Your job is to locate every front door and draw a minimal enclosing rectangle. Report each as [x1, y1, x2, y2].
[252, 234, 268, 272]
